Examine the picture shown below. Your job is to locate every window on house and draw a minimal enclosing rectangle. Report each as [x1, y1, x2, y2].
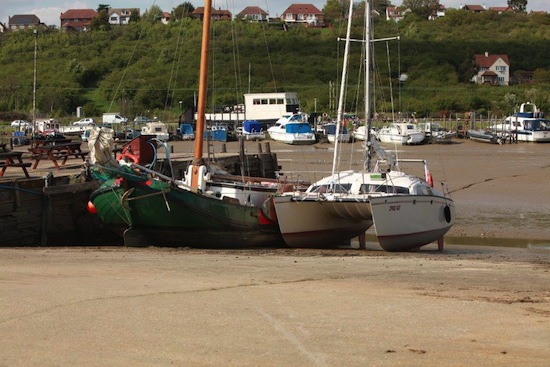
[496, 66, 506, 72]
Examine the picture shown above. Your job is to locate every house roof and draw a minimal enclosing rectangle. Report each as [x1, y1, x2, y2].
[462, 5, 486, 12]
[481, 70, 498, 77]
[238, 6, 268, 17]
[282, 4, 323, 15]
[475, 54, 510, 67]
[192, 7, 232, 18]
[60, 9, 97, 20]
[8, 14, 40, 25]
[488, 7, 512, 12]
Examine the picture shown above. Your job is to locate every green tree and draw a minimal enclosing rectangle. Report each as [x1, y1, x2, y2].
[143, 5, 164, 23]
[402, 0, 440, 19]
[172, 2, 195, 20]
[323, 0, 347, 25]
[508, 0, 527, 13]
[91, 4, 111, 31]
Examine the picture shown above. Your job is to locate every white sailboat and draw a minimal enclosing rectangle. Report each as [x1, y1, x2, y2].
[270, 0, 455, 251]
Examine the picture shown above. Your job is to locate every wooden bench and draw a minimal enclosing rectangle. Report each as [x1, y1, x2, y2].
[0, 151, 31, 178]
[30, 141, 87, 170]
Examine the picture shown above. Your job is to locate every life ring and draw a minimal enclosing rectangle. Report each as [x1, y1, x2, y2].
[118, 152, 139, 165]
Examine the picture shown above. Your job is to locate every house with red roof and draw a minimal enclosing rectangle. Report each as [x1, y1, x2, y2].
[471, 52, 510, 86]
[461, 5, 486, 13]
[60, 9, 97, 31]
[8, 14, 41, 30]
[237, 6, 269, 22]
[281, 4, 324, 27]
[487, 6, 513, 14]
[192, 7, 232, 21]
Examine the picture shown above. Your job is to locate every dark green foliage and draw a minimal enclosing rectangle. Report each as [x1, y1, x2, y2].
[0, 11, 549, 121]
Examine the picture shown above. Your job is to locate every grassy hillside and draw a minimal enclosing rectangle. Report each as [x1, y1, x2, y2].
[0, 9, 549, 123]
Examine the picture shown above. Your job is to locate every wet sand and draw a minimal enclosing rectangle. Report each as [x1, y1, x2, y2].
[0, 246, 548, 366]
[1, 139, 549, 366]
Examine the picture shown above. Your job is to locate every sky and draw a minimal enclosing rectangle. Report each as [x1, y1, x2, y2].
[2, 0, 549, 27]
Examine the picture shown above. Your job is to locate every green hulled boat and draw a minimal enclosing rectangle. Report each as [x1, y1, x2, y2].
[88, 0, 284, 247]
[89, 167, 282, 247]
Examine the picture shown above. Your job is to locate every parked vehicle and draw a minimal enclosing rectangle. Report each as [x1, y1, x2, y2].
[134, 116, 153, 124]
[141, 122, 169, 141]
[102, 113, 128, 124]
[73, 118, 95, 126]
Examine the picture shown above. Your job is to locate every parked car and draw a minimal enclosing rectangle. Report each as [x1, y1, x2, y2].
[73, 118, 95, 126]
[134, 116, 153, 123]
[11, 120, 31, 127]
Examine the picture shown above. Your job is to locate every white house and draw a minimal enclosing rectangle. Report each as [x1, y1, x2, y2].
[471, 52, 510, 86]
[108, 8, 139, 25]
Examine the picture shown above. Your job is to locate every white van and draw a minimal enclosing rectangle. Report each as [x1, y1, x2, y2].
[102, 113, 128, 124]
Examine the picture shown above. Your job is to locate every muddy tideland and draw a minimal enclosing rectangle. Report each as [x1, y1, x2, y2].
[0, 246, 548, 366]
[1, 139, 549, 366]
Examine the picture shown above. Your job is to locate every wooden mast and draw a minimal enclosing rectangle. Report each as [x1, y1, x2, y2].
[191, 0, 212, 188]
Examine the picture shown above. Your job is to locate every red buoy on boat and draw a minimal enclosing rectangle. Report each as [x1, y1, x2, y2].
[87, 201, 97, 214]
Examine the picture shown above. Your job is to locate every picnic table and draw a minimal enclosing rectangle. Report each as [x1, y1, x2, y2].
[0, 151, 31, 178]
[29, 141, 87, 169]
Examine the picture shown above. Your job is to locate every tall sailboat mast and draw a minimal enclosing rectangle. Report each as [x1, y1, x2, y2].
[364, 0, 373, 172]
[330, 0, 354, 177]
[191, 0, 212, 188]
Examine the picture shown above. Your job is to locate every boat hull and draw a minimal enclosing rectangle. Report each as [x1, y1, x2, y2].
[369, 195, 455, 251]
[90, 178, 283, 248]
[272, 195, 373, 247]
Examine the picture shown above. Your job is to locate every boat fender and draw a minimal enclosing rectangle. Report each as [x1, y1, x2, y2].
[444, 205, 452, 223]
[118, 152, 140, 165]
[426, 172, 434, 187]
[87, 201, 97, 214]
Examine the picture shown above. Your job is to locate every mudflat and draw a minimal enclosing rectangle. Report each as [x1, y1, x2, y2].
[1, 139, 549, 366]
[0, 246, 548, 366]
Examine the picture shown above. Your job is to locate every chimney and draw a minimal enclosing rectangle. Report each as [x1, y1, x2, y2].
[484, 51, 489, 57]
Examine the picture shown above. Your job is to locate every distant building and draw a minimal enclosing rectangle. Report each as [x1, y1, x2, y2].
[429, 4, 446, 20]
[488, 6, 512, 13]
[461, 5, 486, 13]
[237, 6, 269, 22]
[8, 14, 41, 30]
[192, 7, 232, 21]
[386, 6, 411, 22]
[161, 12, 171, 24]
[60, 9, 97, 31]
[0, 22, 7, 33]
[472, 52, 510, 86]
[281, 3, 324, 27]
[108, 8, 139, 25]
